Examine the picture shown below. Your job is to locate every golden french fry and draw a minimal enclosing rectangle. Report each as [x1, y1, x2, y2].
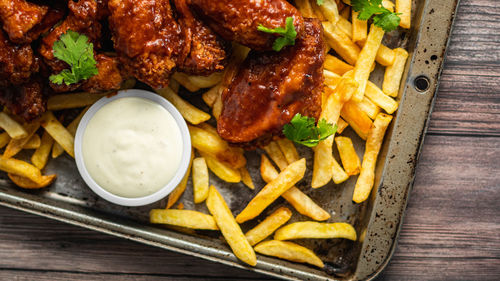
[149, 209, 218, 230]
[376, 45, 396, 66]
[276, 139, 300, 164]
[337, 118, 349, 134]
[169, 77, 181, 93]
[353, 113, 393, 203]
[22, 134, 41, 149]
[201, 152, 241, 183]
[8, 173, 56, 189]
[261, 155, 330, 221]
[365, 82, 399, 114]
[335, 136, 361, 176]
[383, 48, 409, 97]
[47, 92, 106, 111]
[0, 132, 10, 148]
[206, 185, 257, 266]
[352, 10, 367, 45]
[254, 240, 324, 268]
[186, 72, 223, 89]
[245, 207, 292, 246]
[322, 22, 360, 65]
[52, 106, 89, 158]
[331, 155, 349, 184]
[396, 0, 411, 29]
[263, 141, 289, 171]
[320, 78, 358, 126]
[3, 122, 40, 159]
[172, 72, 201, 92]
[340, 4, 350, 19]
[352, 25, 385, 102]
[0, 112, 28, 139]
[167, 149, 194, 209]
[202, 83, 220, 108]
[312, 136, 334, 188]
[236, 158, 306, 223]
[336, 16, 352, 38]
[356, 97, 381, 120]
[318, 0, 340, 24]
[324, 55, 354, 76]
[31, 131, 54, 170]
[189, 125, 246, 168]
[310, 1, 327, 21]
[192, 157, 209, 203]
[40, 111, 74, 158]
[0, 157, 44, 183]
[156, 87, 210, 125]
[212, 93, 223, 120]
[295, 0, 315, 17]
[239, 166, 255, 190]
[274, 222, 357, 241]
[323, 70, 342, 89]
[383, 0, 395, 11]
[340, 101, 373, 140]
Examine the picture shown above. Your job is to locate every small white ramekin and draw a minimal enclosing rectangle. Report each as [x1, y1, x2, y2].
[74, 89, 191, 207]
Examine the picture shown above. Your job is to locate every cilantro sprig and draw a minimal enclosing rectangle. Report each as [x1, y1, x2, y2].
[317, 0, 324, 5]
[352, 0, 401, 32]
[49, 30, 98, 86]
[257, 17, 297, 51]
[283, 114, 337, 147]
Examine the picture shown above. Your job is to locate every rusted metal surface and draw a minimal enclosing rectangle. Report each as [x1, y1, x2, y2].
[0, 0, 460, 280]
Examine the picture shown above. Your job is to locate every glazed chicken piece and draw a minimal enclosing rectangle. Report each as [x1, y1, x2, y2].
[187, 0, 304, 51]
[217, 19, 326, 147]
[108, 0, 187, 88]
[81, 54, 124, 93]
[174, 0, 229, 75]
[0, 30, 39, 86]
[0, 78, 46, 121]
[0, 0, 48, 43]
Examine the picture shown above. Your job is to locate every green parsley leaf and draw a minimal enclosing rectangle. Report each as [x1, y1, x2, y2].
[257, 17, 297, 51]
[351, 0, 401, 32]
[283, 113, 337, 147]
[49, 30, 98, 86]
[316, 0, 324, 5]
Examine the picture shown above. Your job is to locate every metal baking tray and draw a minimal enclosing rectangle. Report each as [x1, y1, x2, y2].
[0, 0, 459, 280]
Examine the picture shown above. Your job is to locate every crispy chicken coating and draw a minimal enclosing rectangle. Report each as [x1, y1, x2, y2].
[188, 0, 304, 51]
[0, 30, 39, 86]
[0, 0, 48, 43]
[0, 77, 46, 121]
[217, 19, 326, 147]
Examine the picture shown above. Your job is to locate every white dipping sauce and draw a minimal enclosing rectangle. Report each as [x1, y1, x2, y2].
[81, 97, 183, 198]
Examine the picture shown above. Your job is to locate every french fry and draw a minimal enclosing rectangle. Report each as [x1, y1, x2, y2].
[212, 93, 223, 120]
[295, 0, 315, 18]
[3, 122, 40, 159]
[340, 4, 350, 19]
[274, 222, 357, 241]
[172, 72, 201, 92]
[47, 92, 106, 111]
[189, 125, 246, 168]
[169, 77, 181, 93]
[396, 0, 411, 29]
[192, 157, 209, 203]
[52, 106, 89, 158]
[335, 136, 361, 176]
[352, 10, 367, 45]
[356, 97, 381, 120]
[201, 152, 241, 183]
[261, 155, 330, 221]
[331, 155, 349, 184]
[166, 148, 194, 209]
[0, 132, 10, 148]
[310, 1, 327, 21]
[0, 112, 28, 139]
[8, 173, 56, 189]
[186, 72, 223, 89]
[337, 118, 349, 134]
[276, 139, 300, 164]
[31, 131, 54, 170]
[263, 141, 289, 171]
[254, 240, 324, 268]
[340, 101, 373, 140]
[312, 136, 334, 188]
[202, 83, 220, 107]
[239, 166, 255, 190]
[320, 78, 358, 125]
[324, 55, 354, 76]
[149, 209, 219, 230]
[245, 207, 292, 246]
[336, 16, 353, 38]
[322, 22, 360, 65]
[318, 0, 340, 24]
[383, 0, 395, 11]
[353, 114, 393, 203]
[236, 158, 306, 223]
[40, 111, 74, 158]
[365, 82, 399, 114]
[323, 70, 342, 88]
[0, 157, 44, 183]
[22, 134, 41, 149]
[156, 87, 210, 125]
[352, 25, 385, 102]
[206, 185, 257, 266]
[376, 45, 396, 66]
[383, 48, 409, 97]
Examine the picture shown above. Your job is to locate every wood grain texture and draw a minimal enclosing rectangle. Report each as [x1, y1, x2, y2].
[0, 0, 498, 280]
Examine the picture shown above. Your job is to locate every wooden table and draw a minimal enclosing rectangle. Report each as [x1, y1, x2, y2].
[1, 0, 498, 280]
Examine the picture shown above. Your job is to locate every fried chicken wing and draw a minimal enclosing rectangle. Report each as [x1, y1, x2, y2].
[0, 0, 48, 42]
[174, 0, 229, 75]
[217, 19, 326, 147]
[0, 30, 39, 86]
[108, 0, 187, 88]
[81, 54, 124, 93]
[188, 0, 304, 51]
[0, 77, 46, 121]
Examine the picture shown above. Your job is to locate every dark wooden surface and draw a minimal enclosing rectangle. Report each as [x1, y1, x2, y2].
[1, 0, 499, 280]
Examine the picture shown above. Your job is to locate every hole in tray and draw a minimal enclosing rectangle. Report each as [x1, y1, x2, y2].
[414, 75, 430, 92]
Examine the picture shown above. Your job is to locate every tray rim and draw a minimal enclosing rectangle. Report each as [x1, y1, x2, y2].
[0, 0, 460, 280]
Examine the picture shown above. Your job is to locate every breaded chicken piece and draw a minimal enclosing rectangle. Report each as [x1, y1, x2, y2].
[0, 77, 46, 121]
[0, 30, 39, 86]
[0, 0, 48, 42]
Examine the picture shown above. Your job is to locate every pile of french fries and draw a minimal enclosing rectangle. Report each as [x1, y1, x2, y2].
[0, 0, 411, 269]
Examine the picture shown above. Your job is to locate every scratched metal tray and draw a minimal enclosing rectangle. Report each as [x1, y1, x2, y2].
[0, 0, 459, 280]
